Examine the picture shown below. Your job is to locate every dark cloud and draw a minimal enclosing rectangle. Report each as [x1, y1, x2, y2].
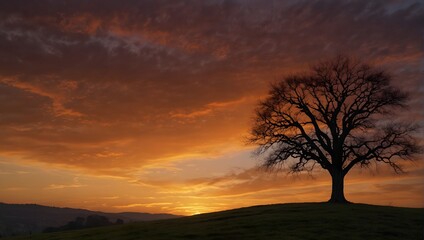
[0, 0, 422, 174]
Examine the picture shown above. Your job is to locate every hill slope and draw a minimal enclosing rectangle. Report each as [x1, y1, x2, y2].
[0, 203, 180, 237]
[4, 203, 423, 240]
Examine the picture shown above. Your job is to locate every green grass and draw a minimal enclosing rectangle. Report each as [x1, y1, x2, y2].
[6, 203, 424, 240]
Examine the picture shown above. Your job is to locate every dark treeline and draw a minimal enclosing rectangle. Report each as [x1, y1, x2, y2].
[43, 215, 124, 233]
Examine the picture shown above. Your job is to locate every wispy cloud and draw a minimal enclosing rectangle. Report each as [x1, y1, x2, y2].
[170, 97, 251, 119]
[0, 77, 83, 117]
[45, 183, 86, 190]
[45, 177, 86, 190]
[114, 202, 173, 209]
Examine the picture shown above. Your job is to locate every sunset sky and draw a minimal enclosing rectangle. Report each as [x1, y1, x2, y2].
[0, 0, 423, 215]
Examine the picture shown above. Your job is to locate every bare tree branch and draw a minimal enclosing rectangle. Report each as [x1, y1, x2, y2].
[248, 55, 422, 203]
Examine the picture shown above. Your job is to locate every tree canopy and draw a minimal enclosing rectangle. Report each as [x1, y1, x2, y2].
[249, 55, 421, 203]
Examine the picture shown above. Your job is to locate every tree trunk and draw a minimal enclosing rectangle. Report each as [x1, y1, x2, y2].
[328, 169, 349, 203]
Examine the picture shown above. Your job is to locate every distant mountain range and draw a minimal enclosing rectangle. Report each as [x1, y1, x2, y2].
[0, 202, 181, 237]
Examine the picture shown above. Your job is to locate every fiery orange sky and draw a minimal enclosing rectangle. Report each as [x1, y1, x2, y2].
[0, 0, 423, 215]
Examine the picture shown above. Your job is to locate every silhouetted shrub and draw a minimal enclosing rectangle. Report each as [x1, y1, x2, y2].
[116, 219, 124, 225]
[43, 215, 117, 233]
[85, 215, 112, 228]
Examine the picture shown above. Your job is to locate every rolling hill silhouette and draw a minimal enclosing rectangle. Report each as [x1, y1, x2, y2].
[3, 203, 423, 240]
[0, 203, 180, 237]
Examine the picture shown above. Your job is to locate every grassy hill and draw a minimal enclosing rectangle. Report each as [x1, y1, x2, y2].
[5, 203, 423, 240]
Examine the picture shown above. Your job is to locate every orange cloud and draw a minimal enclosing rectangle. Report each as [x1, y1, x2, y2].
[170, 97, 251, 119]
[0, 77, 83, 117]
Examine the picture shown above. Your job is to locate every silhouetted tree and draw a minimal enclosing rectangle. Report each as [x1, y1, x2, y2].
[249, 55, 421, 203]
[115, 219, 124, 225]
[85, 215, 111, 228]
[43, 215, 115, 233]
[66, 217, 85, 230]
